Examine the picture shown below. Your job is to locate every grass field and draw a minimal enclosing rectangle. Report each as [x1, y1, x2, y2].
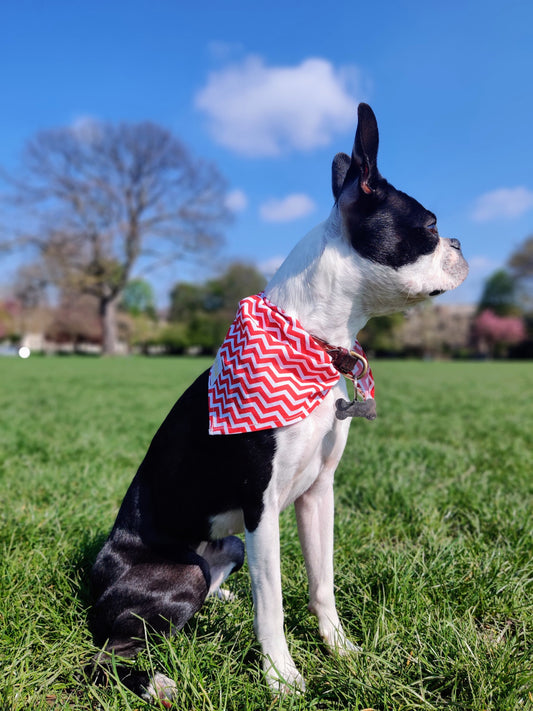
[0, 356, 531, 710]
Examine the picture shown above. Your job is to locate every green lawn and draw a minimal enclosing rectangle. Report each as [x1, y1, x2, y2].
[0, 356, 531, 710]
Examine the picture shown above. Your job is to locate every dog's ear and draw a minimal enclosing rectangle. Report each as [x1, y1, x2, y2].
[332, 152, 352, 201]
[353, 103, 380, 195]
[333, 104, 381, 202]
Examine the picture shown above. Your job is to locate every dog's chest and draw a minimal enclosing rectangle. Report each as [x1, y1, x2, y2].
[269, 382, 351, 511]
[207, 382, 351, 539]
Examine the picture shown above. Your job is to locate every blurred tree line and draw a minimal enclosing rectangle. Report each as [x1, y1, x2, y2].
[1, 118, 532, 358]
[2, 235, 533, 358]
[121, 262, 265, 354]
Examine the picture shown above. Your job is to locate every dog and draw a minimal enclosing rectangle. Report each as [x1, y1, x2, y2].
[89, 103, 468, 704]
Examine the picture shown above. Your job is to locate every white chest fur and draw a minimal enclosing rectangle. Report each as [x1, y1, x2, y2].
[208, 379, 351, 539]
[268, 379, 351, 512]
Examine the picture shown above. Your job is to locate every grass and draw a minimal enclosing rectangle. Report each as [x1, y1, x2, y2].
[0, 356, 531, 710]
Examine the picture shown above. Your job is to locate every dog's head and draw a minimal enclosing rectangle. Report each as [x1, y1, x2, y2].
[332, 103, 468, 315]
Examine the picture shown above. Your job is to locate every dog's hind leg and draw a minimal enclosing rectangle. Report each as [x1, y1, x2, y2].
[199, 535, 245, 600]
[90, 557, 209, 705]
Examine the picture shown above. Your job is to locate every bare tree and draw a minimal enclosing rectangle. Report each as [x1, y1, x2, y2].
[2, 120, 230, 353]
[14, 262, 49, 310]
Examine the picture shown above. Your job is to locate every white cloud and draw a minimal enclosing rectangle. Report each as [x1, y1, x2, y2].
[259, 193, 316, 222]
[195, 55, 360, 157]
[225, 188, 248, 213]
[471, 186, 533, 222]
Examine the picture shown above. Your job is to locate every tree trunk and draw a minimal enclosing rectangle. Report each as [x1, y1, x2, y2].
[100, 296, 119, 355]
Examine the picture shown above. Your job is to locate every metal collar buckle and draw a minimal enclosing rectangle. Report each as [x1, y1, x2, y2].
[312, 336, 368, 382]
[345, 350, 369, 381]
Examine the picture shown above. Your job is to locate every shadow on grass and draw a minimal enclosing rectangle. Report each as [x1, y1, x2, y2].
[70, 530, 109, 611]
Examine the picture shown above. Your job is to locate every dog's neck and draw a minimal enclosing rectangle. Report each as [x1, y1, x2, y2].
[264, 207, 371, 350]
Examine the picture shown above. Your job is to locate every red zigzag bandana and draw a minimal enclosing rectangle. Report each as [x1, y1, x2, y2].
[208, 293, 374, 435]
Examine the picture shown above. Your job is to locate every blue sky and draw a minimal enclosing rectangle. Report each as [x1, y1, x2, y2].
[2, 0, 532, 306]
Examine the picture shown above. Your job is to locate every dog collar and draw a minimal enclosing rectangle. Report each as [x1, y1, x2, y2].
[208, 293, 375, 435]
[312, 336, 376, 421]
[311, 336, 369, 381]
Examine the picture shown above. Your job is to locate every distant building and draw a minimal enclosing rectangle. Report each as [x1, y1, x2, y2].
[400, 303, 476, 356]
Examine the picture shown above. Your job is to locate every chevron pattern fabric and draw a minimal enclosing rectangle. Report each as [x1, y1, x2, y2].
[208, 294, 342, 435]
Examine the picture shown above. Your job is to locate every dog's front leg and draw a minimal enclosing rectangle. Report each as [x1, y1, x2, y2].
[295, 475, 359, 655]
[245, 507, 305, 693]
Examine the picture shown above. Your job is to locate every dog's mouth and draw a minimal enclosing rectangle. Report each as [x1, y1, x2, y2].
[429, 289, 445, 297]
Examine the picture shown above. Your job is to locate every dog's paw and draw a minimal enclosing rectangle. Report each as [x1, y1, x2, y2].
[264, 656, 306, 695]
[320, 625, 361, 656]
[210, 587, 236, 602]
[143, 672, 177, 708]
[331, 635, 361, 656]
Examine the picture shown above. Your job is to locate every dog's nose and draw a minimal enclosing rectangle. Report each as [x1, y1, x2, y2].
[449, 238, 461, 250]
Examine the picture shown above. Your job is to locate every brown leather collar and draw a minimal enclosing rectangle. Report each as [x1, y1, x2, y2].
[312, 336, 369, 381]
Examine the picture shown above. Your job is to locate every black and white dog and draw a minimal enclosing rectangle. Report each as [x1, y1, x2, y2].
[89, 104, 468, 704]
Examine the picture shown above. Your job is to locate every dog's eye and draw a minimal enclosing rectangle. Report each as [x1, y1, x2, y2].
[427, 222, 438, 234]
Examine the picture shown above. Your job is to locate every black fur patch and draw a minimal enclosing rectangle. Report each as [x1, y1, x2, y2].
[100, 369, 276, 549]
[344, 180, 439, 269]
[333, 103, 439, 270]
[89, 369, 275, 668]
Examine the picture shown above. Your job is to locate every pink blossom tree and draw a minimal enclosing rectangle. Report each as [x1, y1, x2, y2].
[474, 309, 526, 356]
